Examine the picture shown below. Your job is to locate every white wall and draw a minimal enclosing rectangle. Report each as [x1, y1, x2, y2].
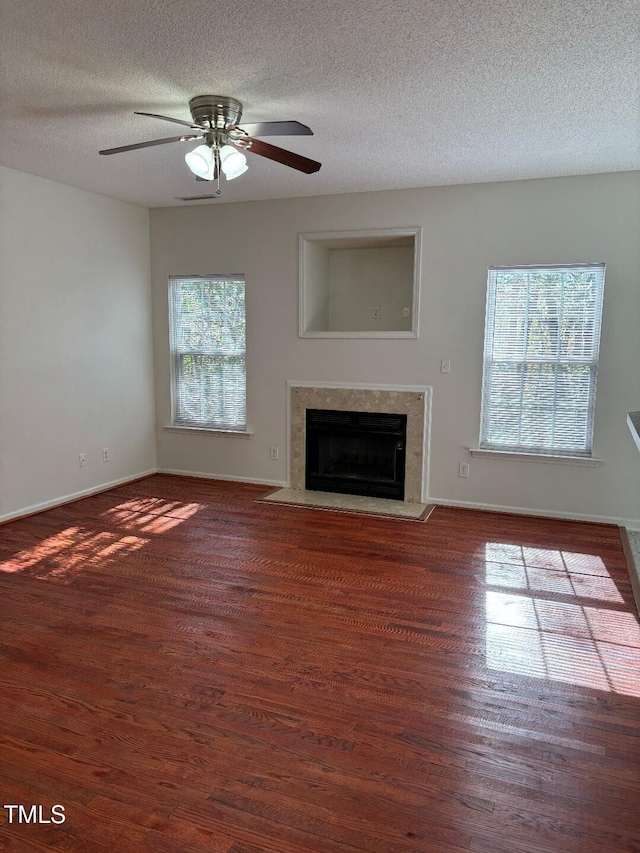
[0, 166, 156, 520]
[150, 172, 640, 526]
[328, 246, 414, 331]
[302, 241, 330, 332]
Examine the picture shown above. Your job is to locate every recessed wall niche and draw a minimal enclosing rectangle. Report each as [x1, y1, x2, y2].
[299, 227, 421, 338]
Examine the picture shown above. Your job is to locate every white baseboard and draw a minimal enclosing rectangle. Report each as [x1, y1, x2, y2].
[0, 469, 157, 525]
[158, 477, 640, 527]
[429, 496, 640, 529]
[4, 471, 635, 530]
[157, 468, 286, 489]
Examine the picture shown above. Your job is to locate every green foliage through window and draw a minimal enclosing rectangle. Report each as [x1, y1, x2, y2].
[169, 277, 246, 430]
[480, 265, 605, 456]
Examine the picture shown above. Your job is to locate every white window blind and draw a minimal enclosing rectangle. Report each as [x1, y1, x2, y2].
[480, 264, 605, 457]
[169, 276, 246, 430]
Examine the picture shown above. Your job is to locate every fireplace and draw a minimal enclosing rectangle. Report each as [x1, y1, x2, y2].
[305, 409, 407, 500]
[289, 383, 430, 503]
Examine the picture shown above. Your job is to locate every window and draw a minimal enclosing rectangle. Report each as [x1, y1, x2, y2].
[479, 264, 605, 458]
[169, 276, 246, 431]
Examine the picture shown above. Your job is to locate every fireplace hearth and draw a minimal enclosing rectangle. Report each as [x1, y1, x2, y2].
[305, 409, 407, 500]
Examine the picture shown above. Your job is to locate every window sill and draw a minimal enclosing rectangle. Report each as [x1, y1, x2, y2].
[163, 425, 253, 438]
[469, 448, 602, 467]
[300, 331, 418, 339]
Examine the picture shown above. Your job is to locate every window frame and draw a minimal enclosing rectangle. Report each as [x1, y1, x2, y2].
[168, 275, 247, 433]
[478, 263, 605, 460]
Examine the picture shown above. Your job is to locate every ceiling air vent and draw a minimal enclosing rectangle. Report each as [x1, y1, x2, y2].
[176, 194, 220, 202]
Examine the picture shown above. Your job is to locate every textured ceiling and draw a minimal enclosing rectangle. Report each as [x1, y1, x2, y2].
[1, 0, 638, 207]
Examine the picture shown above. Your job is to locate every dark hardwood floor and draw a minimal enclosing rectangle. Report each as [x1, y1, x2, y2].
[1, 474, 639, 853]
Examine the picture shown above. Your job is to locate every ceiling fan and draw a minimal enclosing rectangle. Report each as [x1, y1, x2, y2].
[99, 95, 321, 194]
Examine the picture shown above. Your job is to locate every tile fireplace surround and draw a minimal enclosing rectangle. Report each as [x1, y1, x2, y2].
[288, 382, 432, 503]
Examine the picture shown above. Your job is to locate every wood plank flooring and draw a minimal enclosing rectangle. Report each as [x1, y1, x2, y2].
[1, 474, 639, 852]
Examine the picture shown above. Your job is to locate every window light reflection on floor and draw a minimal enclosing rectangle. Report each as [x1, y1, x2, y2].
[484, 543, 640, 697]
[0, 527, 147, 579]
[101, 498, 202, 534]
[0, 498, 203, 580]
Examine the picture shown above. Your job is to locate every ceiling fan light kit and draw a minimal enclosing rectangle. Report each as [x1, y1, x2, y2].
[184, 144, 216, 179]
[219, 145, 248, 180]
[99, 94, 321, 195]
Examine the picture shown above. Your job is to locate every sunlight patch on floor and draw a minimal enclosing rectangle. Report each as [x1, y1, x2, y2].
[0, 527, 147, 579]
[101, 498, 202, 533]
[484, 544, 622, 602]
[484, 543, 640, 697]
[0, 498, 202, 579]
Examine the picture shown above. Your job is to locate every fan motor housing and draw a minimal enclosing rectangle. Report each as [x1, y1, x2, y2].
[189, 95, 243, 129]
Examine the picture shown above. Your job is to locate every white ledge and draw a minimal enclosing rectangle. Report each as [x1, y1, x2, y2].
[628, 412, 640, 454]
[163, 425, 253, 437]
[469, 448, 602, 466]
[299, 330, 418, 339]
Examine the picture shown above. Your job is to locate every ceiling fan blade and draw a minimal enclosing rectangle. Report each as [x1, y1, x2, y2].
[99, 134, 202, 155]
[232, 121, 313, 137]
[134, 111, 204, 130]
[241, 138, 321, 174]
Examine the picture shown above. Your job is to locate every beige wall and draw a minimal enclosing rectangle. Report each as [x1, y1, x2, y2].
[150, 171, 640, 526]
[328, 247, 414, 332]
[0, 166, 156, 520]
[302, 241, 330, 332]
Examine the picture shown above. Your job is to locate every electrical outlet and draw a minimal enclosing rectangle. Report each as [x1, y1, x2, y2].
[402, 306, 411, 318]
[441, 359, 451, 374]
[372, 305, 381, 319]
[458, 462, 470, 478]
[270, 446, 279, 460]
[78, 453, 86, 468]
[102, 447, 110, 463]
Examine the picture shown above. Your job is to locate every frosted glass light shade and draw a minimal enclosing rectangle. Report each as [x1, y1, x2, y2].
[185, 145, 215, 180]
[220, 145, 248, 180]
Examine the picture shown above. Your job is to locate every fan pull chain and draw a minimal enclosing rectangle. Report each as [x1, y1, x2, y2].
[216, 149, 221, 195]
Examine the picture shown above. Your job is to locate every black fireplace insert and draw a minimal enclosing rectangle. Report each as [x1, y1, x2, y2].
[305, 409, 407, 500]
